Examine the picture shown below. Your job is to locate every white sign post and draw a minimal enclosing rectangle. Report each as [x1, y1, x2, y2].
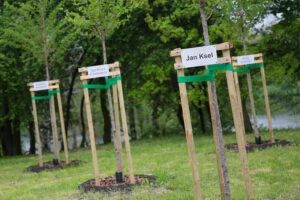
[33, 81, 49, 91]
[181, 45, 218, 68]
[236, 55, 255, 65]
[87, 64, 109, 79]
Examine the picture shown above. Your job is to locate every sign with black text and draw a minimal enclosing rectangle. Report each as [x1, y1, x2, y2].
[181, 45, 218, 68]
[236, 55, 255, 65]
[33, 81, 49, 91]
[87, 64, 109, 79]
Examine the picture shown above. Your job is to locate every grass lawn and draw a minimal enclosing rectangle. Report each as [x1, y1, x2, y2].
[0, 129, 299, 200]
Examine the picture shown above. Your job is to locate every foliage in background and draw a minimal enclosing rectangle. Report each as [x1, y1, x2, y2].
[0, 0, 299, 155]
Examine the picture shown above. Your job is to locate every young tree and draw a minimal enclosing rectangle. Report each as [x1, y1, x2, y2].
[198, 1, 231, 199]
[68, 0, 133, 144]
[2, 0, 75, 162]
[221, 0, 272, 142]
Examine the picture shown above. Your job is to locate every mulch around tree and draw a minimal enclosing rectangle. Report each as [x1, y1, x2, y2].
[80, 174, 156, 193]
[225, 139, 294, 152]
[26, 160, 81, 173]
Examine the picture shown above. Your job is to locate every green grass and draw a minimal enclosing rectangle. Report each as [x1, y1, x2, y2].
[0, 129, 299, 200]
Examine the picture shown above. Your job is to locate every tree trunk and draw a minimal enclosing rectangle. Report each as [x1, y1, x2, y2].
[65, 67, 77, 142]
[199, 1, 231, 199]
[65, 51, 86, 142]
[241, 15, 257, 135]
[100, 31, 114, 144]
[41, 1, 53, 154]
[29, 121, 36, 154]
[1, 94, 14, 156]
[177, 104, 185, 130]
[197, 106, 206, 134]
[133, 106, 141, 139]
[242, 97, 254, 133]
[80, 96, 86, 148]
[12, 119, 21, 155]
[152, 104, 160, 136]
[128, 105, 137, 140]
[101, 90, 112, 144]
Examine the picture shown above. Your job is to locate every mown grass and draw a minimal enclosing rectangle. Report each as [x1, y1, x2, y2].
[0, 129, 299, 200]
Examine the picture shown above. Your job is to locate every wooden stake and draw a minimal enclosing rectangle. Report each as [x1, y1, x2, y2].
[233, 72, 247, 141]
[56, 88, 69, 164]
[117, 79, 135, 184]
[224, 50, 254, 200]
[260, 67, 274, 142]
[30, 91, 43, 167]
[49, 91, 60, 161]
[246, 72, 259, 137]
[82, 79, 101, 186]
[112, 82, 123, 174]
[175, 56, 202, 200]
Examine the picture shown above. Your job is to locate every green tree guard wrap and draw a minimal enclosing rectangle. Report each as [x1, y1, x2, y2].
[31, 89, 61, 101]
[82, 76, 122, 90]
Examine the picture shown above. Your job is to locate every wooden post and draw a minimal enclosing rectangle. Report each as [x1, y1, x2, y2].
[260, 67, 274, 142]
[224, 50, 254, 200]
[49, 91, 60, 162]
[246, 72, 259, 137]
[30, 91, 43, 167]
[82, 79, 101, 186]
[233, 72, 246, 139]
[117, 78, 135, 184]
[175, 55, 202, 200]
[112, 81, 124, 176]
[56, 87, 69, 164]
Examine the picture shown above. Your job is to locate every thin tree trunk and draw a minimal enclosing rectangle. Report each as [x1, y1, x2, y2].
[100, 90, 112, 143]
[100, 31, 114, 144]
[198, 106, 206, 134]
[1, 99, 13, 155]
[241, 16, 259, 136]
[128, 105, 137, 140]
[152, 104, 160, 136]
[29, 121, 36, 154]
[12, 119, 22, 155]
[80, 96, 86, 148]
[199, 1, 231, 199]
[242, 97, 254, 133]
[65, 67, 77, 141]
[177, 104, 185, 130]
[133, 106, 141, 139]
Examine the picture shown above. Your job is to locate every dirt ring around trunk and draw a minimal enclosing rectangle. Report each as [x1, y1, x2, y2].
[26, 160, 81, 173]
[225, 139, 294, 152]
[80, 174, 156, 193]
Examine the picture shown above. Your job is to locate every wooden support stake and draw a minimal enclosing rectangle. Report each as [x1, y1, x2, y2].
[233, 72, 246, 140]
[117, 79, 135, 184]
[224, 50, 254, 200]
[49, 91, 60, 162]
[246, 72, 259, 137]
[112, 82, 124, 174]
[30, 91, 43, 167]
[260, 67, 274, 142]
[175, 56, 202, 200]
[56, 88, 69, 164]
[82, 79, 101, 186]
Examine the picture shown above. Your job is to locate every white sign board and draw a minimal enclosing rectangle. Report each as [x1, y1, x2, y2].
[181, 45, 218, 68]
[236, 55, 255, 65]
[33, 81, 49, 91]
[87, 64, 109, 79]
